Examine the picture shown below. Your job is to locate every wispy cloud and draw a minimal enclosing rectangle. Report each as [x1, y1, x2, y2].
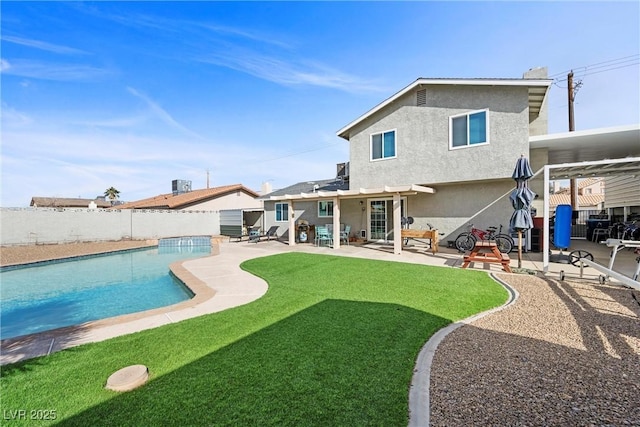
[195, 22, 293, 49]
[199, 52, 384, 93]
[0, 59, 114, 81]
[1, 121, 346, 206]
[0, 103, 33, 127]
[79, 5, 292, 50]
[75, 5, 381, 93]
[1, 35, 89, 55]
[126, 87, 206, 140]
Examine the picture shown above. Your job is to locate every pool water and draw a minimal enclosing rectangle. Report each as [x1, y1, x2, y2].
[0, 246, 210, 340]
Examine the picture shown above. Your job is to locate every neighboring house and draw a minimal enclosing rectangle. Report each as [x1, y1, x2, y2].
[30, 197, 113, 209]
[548, 194, 604, 212]
[261, 176, 350, 240]
[267, 68, 553, 250]
[604, 175, 640, 222]
[550, 178, 605, 211]
[116, 182, 262, 211]
[553, 177, 604, 195]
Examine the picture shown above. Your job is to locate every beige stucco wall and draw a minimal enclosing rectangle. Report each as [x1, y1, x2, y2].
[181, 191, 262, 211]
[347, 84, 531, 189]
[0, 208, 220, 246]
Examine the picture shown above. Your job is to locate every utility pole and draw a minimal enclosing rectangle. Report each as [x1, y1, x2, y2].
[568, 71, 579, 217]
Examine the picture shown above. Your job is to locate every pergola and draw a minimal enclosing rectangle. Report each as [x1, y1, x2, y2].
[269, 184, 435, 254]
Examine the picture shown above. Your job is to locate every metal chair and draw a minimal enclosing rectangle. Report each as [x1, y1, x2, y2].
[592, 227, 609, 242]
[315, 226, 333, 247]
[340, 225, 351, 245]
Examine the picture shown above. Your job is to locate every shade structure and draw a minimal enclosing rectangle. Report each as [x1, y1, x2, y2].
[509, 155, 536, 267]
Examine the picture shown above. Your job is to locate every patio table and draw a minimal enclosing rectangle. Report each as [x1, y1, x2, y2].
[462, 241, 511, 272]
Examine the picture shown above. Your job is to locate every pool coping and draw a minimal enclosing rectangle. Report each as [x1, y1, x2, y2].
[1, 241, 258, 365]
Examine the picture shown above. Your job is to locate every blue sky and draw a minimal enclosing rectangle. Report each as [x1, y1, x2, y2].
[1, 1, 639, 207]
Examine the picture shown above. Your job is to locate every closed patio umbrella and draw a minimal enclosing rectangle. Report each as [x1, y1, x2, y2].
[509, 155, 536, 268]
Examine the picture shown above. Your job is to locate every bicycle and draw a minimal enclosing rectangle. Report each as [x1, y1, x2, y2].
[455, 224, 514, 253]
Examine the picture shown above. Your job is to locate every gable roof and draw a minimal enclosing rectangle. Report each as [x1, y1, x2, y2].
[261, 178, 349, 199]
[30, 197, 112, 208]
[266, 178, 436, 201]
[116, 184, 259, 210]
[337, 77, 552, 140]
[554, 177, 603, 195]
[549, 193, 604, 209]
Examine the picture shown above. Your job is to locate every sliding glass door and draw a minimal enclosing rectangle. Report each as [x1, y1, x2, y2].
[368, 198, 405, 242]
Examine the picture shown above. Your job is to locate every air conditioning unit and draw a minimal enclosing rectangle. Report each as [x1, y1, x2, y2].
[172, 179, 192, 195]
[336, 162, 350, 181]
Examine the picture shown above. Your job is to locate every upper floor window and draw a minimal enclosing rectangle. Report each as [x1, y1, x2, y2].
[275, 203, 288, 222]
[318, 200, 334, 217]
[371, 130, 396, 160]
[449, 109, 489, 149]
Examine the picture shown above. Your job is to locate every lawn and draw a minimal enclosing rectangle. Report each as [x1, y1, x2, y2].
[1, 252, 507, 426]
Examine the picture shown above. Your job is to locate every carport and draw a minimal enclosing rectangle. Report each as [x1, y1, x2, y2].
[530, 124, 640, 285]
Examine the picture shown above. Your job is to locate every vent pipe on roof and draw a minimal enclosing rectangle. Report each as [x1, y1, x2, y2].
[261, 181, 273, 195]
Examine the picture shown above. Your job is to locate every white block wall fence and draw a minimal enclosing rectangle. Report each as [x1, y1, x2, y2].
[0, 208, 221, 246]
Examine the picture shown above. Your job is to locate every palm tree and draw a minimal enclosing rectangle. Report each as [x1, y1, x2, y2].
[104, 187, 121, 205]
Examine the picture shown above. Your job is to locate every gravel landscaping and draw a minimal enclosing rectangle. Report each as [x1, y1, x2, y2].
[429, 273, 640, 426]
[0, 240, 156, 267]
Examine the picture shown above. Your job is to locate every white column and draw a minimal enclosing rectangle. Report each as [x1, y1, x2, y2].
[288, 201, 296, 246]
[393, 193, 402, 255]
[332, 196, 340, 249]
[543, 166, 550, 272]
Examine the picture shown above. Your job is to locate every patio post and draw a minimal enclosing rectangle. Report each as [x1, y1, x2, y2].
[393, 193, 402, 255]
[543, 165, 550, 272]
[288, 200, 296, 246]
[332, 196, 340, 249]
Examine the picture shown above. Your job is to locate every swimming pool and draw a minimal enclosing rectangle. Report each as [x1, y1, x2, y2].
[0, 246, 211, 340]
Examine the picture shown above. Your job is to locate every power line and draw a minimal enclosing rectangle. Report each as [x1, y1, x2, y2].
[548, 54, 640, 79]
[255, 140, 345, 163]
[554, 60, 640, 83]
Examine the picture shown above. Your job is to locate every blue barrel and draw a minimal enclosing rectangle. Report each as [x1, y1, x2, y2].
[554, 204, 572, 249]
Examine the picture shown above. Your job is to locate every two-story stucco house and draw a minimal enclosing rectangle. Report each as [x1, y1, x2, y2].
[265, 68, 553, 253]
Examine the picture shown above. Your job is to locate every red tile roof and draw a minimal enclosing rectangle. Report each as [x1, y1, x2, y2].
[554, 177, 603, 194]
[548, 193, 604, 209]
[115, 184, 259, 210]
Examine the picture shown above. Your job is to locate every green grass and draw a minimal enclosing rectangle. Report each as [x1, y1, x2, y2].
[1, 252, 507, 426]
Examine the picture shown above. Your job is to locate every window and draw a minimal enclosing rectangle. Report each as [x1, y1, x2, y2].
[371, 130, 396, 160]
[318, 201, 334, 217]
[449, 110, 489, 149]
[275, 203, 288, 222]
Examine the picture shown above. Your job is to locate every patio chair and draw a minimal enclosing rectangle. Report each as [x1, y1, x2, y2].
[252, 225, 279, 243]
[248, 227, 261, 243]
[315, 225, 333, 247]
[340, 225, 351, 245]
